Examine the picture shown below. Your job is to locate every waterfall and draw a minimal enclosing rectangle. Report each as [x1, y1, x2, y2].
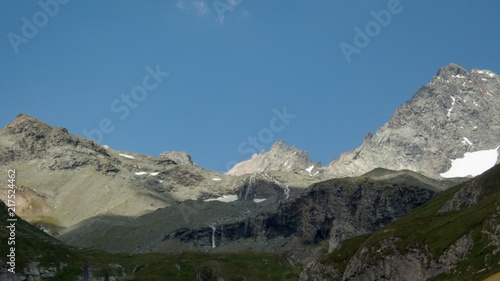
[244, 173, 256, 200]
[261, 172, 290, 200]
[209, 225, 216, 248]
[283, 185, 290, 199]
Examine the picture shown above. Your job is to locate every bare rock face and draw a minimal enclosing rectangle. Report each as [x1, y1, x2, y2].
[159, 151, 193, 165]
[0, 114, 239, 233]
[341, 235, 473, 281]
[299, 261, 342, 281]
[227, 140, 323, 177]
[439, 179, 484, 212]
[0, 114, 109, 166]
[299, 164, 500, 281]
[62, 172, 436, 257]
[326, 64, 500, 179]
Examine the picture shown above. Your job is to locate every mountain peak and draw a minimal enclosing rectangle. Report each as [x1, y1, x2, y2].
[270, 140, 287, 151]
[0, 114, 110, 166]
[159, 151, 194, 165]
[436, 63, 468, 78]
[1, 113, 52, 135]
[327, 64, 500, 179]
[226, 140, 322, 176]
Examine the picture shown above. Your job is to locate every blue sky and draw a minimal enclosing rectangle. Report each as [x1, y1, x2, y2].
[1, 0, 499, 172]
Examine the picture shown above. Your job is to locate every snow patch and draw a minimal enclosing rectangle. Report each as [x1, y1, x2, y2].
[119, 154, 135, 159]
[452, 74, 466, 79]
[204, 195, 239, 203]
[306, 165, 314, 175]
[253, 198, 267, 203]
[447, 95, 456, 118]
[482, 78, 488, 81]
[212, 177, 222, 181]
[149, 172, 160, 176]
[440, 147, 499, 178]
[462, 137, 474, 147]
[135, 172, 147, 175]
[474, 70, 495, 77]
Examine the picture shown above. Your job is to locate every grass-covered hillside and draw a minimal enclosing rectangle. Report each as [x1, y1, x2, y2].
[0, 201, 301, 281]
[313, 164, 500, 280]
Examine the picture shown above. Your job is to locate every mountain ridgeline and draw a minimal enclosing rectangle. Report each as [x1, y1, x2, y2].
[326, 64, 500, 179]
[0, 63, 499, 280]
[226, 64, 500, 180]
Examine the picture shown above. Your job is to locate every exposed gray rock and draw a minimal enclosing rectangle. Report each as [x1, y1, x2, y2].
[0, 114, 241, 233]
[340, 234, 473, 281]
[439, 179, 484, 212]
[299, 261, 342, 281]
[227, 140, 323, 177]
[63, 173, 435, 258]
[327, 64, 500, 179]
[0, 262, 58, 281]
[159, 151, 194, 165]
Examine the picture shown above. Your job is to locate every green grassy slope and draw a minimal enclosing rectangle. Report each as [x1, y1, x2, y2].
[318, 164, 500, 280]
[0, 204, 301, 280]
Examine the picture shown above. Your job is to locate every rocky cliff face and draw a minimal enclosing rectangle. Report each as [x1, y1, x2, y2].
[227, 140, 323, 177]
[59, 171, 436, 265]
[300, 164, 500, 281]
[327, 64, 500, 179]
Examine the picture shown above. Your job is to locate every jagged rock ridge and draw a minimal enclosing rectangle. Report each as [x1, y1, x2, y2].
[227, 140, 323, 177]
[326, 64, 500, 179]
[0, 114, 242, 233]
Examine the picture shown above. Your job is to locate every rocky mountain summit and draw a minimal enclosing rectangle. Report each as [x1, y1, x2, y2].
[229, 64, 499, 181]
[0, 114, 245, 233]
[227, 140, 323, 177]
[327, 64, 500, 179]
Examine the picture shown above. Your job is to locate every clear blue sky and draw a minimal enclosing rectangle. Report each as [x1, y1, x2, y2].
[1, 0, 499, 172]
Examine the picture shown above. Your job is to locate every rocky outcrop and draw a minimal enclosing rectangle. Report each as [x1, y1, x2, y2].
[299, 261, 342, 281]
[439, 178, 484, 212]
[340, 235, 473, 281]
[0, 114, 109, 168]
[160, 151, 194, 165]
[0, 262, 119, 281]
[265, 177, 435, 251]
[0, 114, 241, 232]
[227, 140, 323, 177]
[327, 64, 500, 179]
[300, 164, 500, 281]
